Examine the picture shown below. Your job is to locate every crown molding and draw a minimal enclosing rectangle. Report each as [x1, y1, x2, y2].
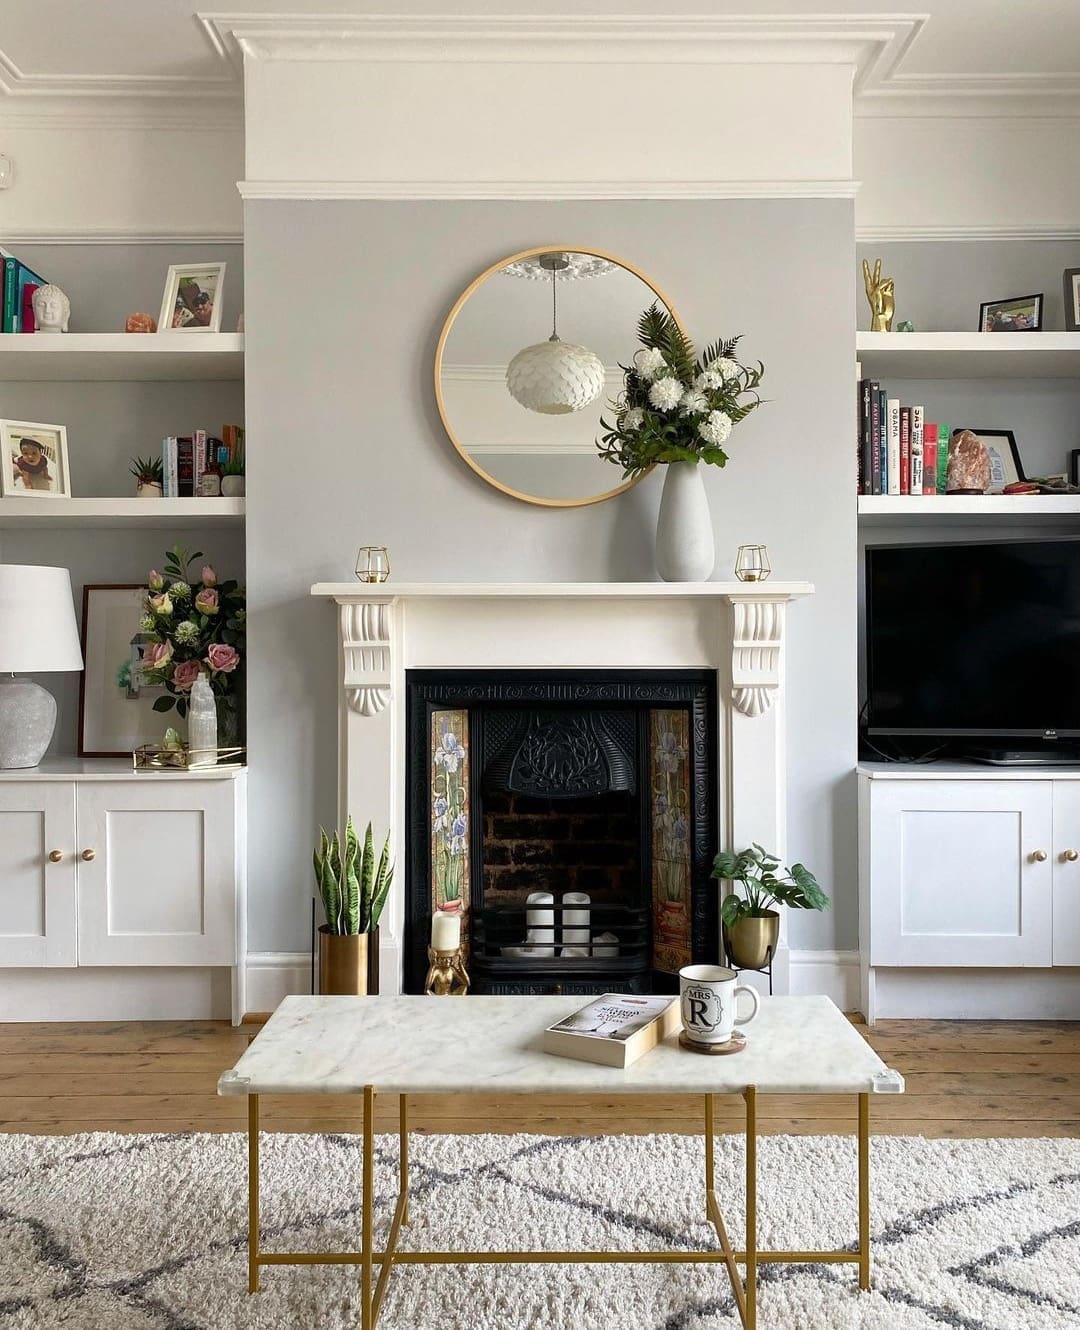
[237, 179, 860, 202]
[857, 73, 1080, 119]
[0, 228, 244, 246]
[856, 223, 1080, 243]
[0, 37, 239, 102]
[0, 102, 243, 132]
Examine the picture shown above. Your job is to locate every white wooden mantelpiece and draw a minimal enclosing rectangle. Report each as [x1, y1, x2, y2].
[311, 581, 814, 993]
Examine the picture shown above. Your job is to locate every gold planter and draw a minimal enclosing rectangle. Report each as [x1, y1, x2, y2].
[723, 911, 779, 970]
[318, 925, 380, 995]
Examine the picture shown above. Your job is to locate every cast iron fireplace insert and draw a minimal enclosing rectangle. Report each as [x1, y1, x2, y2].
[405, 669, 718, 995]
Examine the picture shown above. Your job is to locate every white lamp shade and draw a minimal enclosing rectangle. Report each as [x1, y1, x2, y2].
[0, 565, 83, 672]
[506, 338, 606, 415]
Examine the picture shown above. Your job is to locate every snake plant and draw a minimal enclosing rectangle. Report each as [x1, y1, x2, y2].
[314, 817, 393, 935]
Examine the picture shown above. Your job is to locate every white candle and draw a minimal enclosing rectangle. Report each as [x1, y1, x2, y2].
[431, 911, 460, 952]
[525, 891, 555, 950]
[562, 891, 591, 948]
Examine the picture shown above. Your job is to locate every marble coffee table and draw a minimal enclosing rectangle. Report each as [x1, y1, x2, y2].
[219, 994, 903, 1330]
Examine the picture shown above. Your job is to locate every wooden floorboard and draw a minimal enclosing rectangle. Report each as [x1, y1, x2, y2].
[0, 1016, 1077, 1138]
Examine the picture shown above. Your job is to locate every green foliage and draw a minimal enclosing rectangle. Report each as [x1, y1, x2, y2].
[711, 843, 829, 928]
[220, 442, 245, 476]
[597, 302, 765, 478]
[130, 455, 164, 484]
[313, 816, 393, 935]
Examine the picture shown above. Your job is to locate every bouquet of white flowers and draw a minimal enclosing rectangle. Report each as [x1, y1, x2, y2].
[597, 304, 764, 478]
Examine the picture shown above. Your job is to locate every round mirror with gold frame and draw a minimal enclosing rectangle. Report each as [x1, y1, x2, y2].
[434, 246, 683, 508]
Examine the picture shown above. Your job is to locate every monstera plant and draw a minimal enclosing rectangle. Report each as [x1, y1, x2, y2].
[711, 844, 829, 970]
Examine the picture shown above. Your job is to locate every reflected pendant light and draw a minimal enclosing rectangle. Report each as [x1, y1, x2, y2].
[505, 253, 605, 415]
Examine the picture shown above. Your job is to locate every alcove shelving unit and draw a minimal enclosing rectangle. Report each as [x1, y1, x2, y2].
[0, 332, 244, 382]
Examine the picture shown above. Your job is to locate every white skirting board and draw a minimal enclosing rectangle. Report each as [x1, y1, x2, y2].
[865, 967, 1080, 1021]
[788, 950, 861, 1010]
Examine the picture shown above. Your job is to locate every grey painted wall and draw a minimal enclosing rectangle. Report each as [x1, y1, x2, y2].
[245, 198, 857, 954]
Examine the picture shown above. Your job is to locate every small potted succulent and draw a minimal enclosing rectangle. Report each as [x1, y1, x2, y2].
[220, 443, 245, 498]
[711, 844, 829, 969]
[130, 455, 164, 498]
[313, 817, 393, 994]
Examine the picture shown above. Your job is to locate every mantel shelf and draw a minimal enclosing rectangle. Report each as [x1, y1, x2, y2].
[0, 497, 245, 529]
[312, 580, 814, 601]
[858, 495, 1080, 526]
[0, 332, 244, 381]
[855, 331, 1080, 380]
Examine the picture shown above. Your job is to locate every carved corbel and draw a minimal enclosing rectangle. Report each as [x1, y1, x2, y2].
[339, 600, 393, 716]
[729, 598, 785, 719]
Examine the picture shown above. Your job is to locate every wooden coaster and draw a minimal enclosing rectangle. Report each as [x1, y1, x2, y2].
[679, 1030, 747, 1056]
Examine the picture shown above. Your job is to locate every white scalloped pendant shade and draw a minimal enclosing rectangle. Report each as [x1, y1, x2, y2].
[505, 337, 606, 415]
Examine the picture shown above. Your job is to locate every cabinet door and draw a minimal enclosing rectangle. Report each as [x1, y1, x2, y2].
[76, 780, 237, 966]
[0, 783, 77, 967]
[1053, 784, 1080, 966]
[869, 780, 1053, 967]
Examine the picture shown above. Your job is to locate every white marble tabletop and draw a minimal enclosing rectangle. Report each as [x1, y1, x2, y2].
[219, 995, 902, 1098]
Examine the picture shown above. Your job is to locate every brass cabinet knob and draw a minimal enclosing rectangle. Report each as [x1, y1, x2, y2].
[1063, 849, 1079, 863]
[47, 849, 63, 863]
[81, 848, 96, 862]
[1030, 849, 1048, 863]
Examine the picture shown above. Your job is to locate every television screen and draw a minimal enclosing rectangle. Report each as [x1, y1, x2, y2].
[865, 538, 1080, 737]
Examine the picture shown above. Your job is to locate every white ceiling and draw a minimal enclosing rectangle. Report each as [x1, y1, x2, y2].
[0, 1, 1078, 97]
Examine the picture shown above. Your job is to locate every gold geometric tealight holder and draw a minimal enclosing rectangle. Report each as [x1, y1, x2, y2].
[355, 545, 391, 583]
[424, 946, 471, 996]
[734, 543, 772, 583]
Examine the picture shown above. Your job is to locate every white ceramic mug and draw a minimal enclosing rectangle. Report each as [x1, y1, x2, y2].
[679, 964, 761, 1045]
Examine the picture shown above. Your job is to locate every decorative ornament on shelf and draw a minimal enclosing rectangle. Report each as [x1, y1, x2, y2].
[219, 438, 245, 497]
[355, 545, 391, 583]
[895, 320, 915, 333]
[425, 911, 470, 995]
[597, 304, 764, 582]
[314, 818, 393, 995]
[946, 428, 991, 494]
[31, 284, 70, 333]
[505, 252, 606, 415]
[734, 544, 771, 583]
[862, 258, 895, 332]
[124, 313, 157, 333]
[130, 455, 164, 498]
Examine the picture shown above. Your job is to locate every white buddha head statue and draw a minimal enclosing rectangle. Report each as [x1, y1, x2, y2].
[32, 284, 70, 333]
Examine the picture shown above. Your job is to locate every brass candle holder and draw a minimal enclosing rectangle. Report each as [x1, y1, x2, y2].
[355, 545, 391, 583]
[424, 946, 471, 996]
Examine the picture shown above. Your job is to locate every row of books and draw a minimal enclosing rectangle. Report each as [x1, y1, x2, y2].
[162, 425, 244, 497]
[858, 379, 953, 496]
[1, 247, 48, 333]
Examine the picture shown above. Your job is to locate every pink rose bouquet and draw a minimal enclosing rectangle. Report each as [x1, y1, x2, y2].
[140, 544, 245, 729]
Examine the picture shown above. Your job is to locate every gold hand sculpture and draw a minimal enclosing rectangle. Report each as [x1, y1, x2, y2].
[862, 258, 895, 332]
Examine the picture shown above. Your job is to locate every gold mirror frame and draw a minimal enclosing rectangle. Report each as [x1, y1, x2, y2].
[434, 244, 685, 509]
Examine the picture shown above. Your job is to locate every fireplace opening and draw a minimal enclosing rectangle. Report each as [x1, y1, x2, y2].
[405, 670, 718, 995]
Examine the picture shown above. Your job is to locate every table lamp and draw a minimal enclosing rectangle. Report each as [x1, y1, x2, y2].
[0, 565, 83, 768]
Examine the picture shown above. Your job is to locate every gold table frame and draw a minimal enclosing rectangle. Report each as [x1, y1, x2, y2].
[244, 1086, 871, 1330]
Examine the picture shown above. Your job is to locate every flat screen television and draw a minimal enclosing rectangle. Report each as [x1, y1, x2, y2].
[865, 537, 1080, 739]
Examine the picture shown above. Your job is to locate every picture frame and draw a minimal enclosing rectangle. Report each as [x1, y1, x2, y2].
[978, 294, 1042, 333]
[1069, 449, 1080, 488]
[963, 428, 1026, 492]
[79, 584, 168, 757]
[1064, 269, 1080, 332]
[158, 262, 226, 333]
[1, 419, 70, 498]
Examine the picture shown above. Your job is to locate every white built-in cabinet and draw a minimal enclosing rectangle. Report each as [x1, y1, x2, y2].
[860, 766, 1080, 1019]
[0, 764, 246, 1017]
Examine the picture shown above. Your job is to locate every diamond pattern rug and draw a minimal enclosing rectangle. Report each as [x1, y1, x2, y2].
[1, 1130, 1078, 1329]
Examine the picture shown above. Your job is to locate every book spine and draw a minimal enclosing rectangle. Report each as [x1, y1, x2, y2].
[193, 429, 207, 494]
[909, 405, 923, 495]
[20, 283, 38, 333]
[898, 405, 911, 494]
[221, 424, 243, 466]
[878, 389, 887, 492]
[937, 424, 950, 492]
[887, 398, 901, 496]
[869, 382, 882, 495]
[2, 257, 17, 333]
[162, 437, 178, 498]
[923, 423, 938, 494]
[859, 380, 872, 495]
[176, 436, 194, 497]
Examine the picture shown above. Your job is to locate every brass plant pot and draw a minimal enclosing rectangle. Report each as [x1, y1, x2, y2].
[724, 910, 780, 970]
[318, 925, 380, 995]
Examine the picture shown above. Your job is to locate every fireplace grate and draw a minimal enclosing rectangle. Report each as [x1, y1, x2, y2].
[472, 902, 650, 980]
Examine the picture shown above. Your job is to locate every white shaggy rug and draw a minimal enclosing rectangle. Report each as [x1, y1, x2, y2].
[1, 1130, 1078, 1329]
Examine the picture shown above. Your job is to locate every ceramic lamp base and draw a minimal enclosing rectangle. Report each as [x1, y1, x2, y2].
[0, 675, 57, 769]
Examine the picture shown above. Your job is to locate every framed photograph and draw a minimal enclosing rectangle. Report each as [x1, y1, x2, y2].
[978, 294, 1042, 332]
[158, 262, 226, 333]
[1, 419, 70, 498]
[1064, 269, 1080, 332]
[1069, 449, 1080, 488]
[79, 585, 167, 757]
[963, 428, 1025, 492]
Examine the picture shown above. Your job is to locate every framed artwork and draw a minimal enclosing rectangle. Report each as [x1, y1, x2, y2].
[1064, 269, 1080, 332]
[1, 419, 70, 498]
[978, 294, 1042, 332]
[158, 262, 226, 333]
[1070, 449, 1080, 488]
[964, 428, 1025, 492]
[79, 585, 166, 757]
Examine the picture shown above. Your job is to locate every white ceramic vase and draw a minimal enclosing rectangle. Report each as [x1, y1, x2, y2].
[221, 475, 245, 498]
[655, 460, 715, 582]
[135, 481, 162, 499]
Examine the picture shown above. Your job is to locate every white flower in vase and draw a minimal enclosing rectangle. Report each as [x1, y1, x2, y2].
[648, 376, 684, 412]
[679, 387, 708, 416]
[698, 410, 733, 446]
[709, 356, 742, 382]
[634, 346, 667, 381]
[621, 407, 645, 431]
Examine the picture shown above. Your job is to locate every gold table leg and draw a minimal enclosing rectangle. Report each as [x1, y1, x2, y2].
[361, 1085, 375, 1330]
[744, 1085, 757, 1330]
[248, 1094, 259, 1294]
[858, 1092, 870, 1291]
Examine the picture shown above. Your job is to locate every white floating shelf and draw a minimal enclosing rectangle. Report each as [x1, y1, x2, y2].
[0, 332, 244, 381]
[0, 497, 245, 529]
[858, 494, 1080, 526]
[855, 331, 1080, 380]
